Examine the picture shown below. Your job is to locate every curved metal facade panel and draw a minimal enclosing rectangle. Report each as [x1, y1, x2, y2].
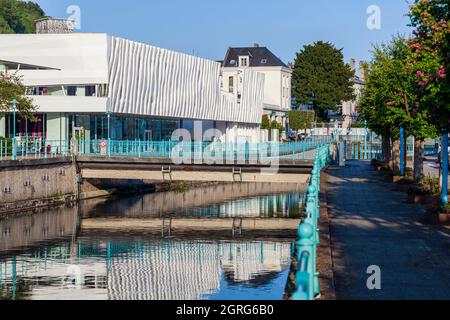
[107, 36, 264, 124]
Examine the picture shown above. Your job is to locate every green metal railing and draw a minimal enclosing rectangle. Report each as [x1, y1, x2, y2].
[343, 136, 439, 160]
[0, 136, 335, 162]
[292, 144, 332, 300]
[0, 138, 71, 160]
[76, 136, 334, 162]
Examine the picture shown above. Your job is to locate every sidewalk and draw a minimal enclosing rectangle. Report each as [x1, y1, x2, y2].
[326, 161, 450, 300]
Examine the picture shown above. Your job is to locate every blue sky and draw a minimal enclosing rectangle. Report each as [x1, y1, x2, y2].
[34, 0, 413, 64]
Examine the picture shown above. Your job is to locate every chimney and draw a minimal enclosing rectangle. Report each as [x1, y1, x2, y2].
[359, 61, 367, 81]
[349, 58, 356, 73]
[35, 18, 74, 34]
[253, 43, 260, 48]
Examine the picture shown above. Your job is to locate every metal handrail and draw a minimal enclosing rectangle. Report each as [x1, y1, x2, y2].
[292, 143, 332, 300]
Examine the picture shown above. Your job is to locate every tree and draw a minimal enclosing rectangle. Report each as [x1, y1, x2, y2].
[261, 115, 270, 130]
[0, 72, 37, 118]
[292, 41, 355, 121]
[407, 0, 450, 134]
[359, 36, 436, 178]
[0, 0, 45, 34]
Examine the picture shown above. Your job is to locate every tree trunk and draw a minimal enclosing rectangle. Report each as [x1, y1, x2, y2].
[414, 138, 424, 181]
[392, 139, 400, 172]
[382, 136, 391, 165]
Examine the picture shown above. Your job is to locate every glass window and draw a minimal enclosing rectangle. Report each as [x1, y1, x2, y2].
[239, 56, 249, 67]
[229, 76, 234, 93]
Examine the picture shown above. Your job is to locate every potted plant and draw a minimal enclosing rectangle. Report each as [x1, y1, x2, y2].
[426, 202, 450, 226]
[407, 185, 435, 204]
[386, 170, 404, 183]
[394, 177, 415, 192]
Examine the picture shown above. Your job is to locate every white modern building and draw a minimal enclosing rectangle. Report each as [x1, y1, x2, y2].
[0, 19, 266, 146]
[220, 45, 292, 127]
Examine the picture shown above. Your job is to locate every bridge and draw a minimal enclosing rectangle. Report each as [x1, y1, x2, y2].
[72, 137, 335, 184]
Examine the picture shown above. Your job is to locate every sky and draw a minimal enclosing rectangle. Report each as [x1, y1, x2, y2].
[33, 0, 413, 65]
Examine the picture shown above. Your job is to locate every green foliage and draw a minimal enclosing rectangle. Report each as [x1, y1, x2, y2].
[0, 72, 37, 117]
[0, 0, 45, 34]
[292, 41, 355, 120]
[270, 120, 285, 132]
[261, 115, 270, 130]
[288, 110, 315, 131]
[350, 122, 365, 128]
[408, 0, 450, 133]
[0, 137, 12, 153]
[359, 36, 437, 140]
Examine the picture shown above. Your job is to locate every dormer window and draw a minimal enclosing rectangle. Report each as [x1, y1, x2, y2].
[239, 56, 249, 67]
[261, 59, 267, 64]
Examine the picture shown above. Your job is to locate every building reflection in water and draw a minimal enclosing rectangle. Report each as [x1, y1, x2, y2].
[0, 239, 291, 300]
[0, 182, 305, 300]
[82, 182, 308, 219]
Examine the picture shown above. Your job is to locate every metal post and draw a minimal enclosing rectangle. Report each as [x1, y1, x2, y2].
[364, 120, 368, 160]
[12, 99, 17, 160]
[400, 127, 405, 176]
[442, 134, 448, 206]
[106, 111, 112, 157]
[293, 223, 315, 300]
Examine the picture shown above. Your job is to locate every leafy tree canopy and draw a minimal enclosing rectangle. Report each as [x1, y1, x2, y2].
[0, 0, 45, 34]
[408, 0, 450, 133]
[359, 36, 436, 140]
[0, 72, 37, 118]
[291, 41, 355, 120]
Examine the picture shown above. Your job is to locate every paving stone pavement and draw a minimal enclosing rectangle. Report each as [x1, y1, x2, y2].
[327, 161, 450, 300]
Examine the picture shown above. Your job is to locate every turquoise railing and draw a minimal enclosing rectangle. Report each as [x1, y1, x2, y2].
[0, 137, 334, 162]
[77, 136, 334, 162]
[343, 136, 438, 160]
[0, 139, 71, 160]
[292, 144, 332, 300]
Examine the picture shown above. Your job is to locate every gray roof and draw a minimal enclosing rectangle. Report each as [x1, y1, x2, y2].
[222, 47, 287, 68]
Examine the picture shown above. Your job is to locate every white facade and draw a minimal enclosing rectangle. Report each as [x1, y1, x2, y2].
[221, 46, 292, 141]
[0, 34, 265, 142]
[222, 66, 292, 114]
[341, 60, 366, 128]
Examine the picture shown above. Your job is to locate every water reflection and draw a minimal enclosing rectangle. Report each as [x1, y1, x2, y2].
[82, 182, 307, 219]
[0, 182, 305, 300]
[0, 208, 79, 253]
[0, 239, 291, 300]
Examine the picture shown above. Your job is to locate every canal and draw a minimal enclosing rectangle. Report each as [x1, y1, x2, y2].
[0, 182, 307, 300]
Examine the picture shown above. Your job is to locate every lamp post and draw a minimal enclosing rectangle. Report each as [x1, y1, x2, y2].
[11, 99, 17, 160]
[442, 133, 448, 206]
[106, 111, 112, 157]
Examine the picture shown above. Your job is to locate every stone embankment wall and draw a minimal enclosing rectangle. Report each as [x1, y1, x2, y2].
[0, 157, 77, 213]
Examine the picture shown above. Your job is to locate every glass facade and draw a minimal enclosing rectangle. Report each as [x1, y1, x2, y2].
[68, 114, 180, 142]
[3, 114, 46, 138]
[1, 113, 180, 142]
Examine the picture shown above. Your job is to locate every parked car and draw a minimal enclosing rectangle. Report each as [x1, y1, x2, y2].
[298, 133, 309, 141]
[437, 146, 450, 168]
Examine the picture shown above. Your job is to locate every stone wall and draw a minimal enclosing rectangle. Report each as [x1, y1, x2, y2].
[0, 157, 77, 212]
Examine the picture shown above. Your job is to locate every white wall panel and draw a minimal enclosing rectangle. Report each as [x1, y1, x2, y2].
[0, 34, 109, 86]
[0, 34, 264, 125]
[107, 36, 264, 124]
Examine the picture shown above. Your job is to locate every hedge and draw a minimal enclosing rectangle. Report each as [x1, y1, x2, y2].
[288, 110, 315, 131]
